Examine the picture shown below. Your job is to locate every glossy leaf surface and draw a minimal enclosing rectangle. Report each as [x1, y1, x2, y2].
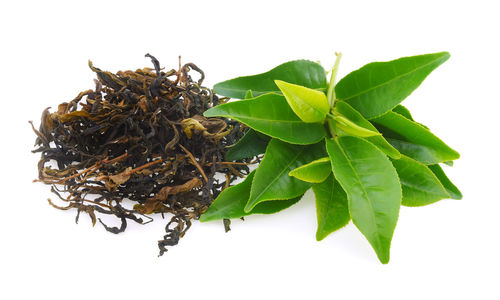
[391, 155, 449, 206]
[428, 164, 462, 200]
[313, 174, 350, 241]
[275, 80, 329, 123]
[335, 52, 450, 119]
[333, 101, 400, 159]
[392, 105, 414, 121]
[226, 129, 270, 161]
[246, 139, 326, 212]
[326, 136, 401, 264]
[289, 157, 331, 183]
[331, 114, 380, 137]
[214, 60, 327, 99]
[373, 111, 459, 164]
[204, 93, 326, 145]
[200, 171, 301, 222]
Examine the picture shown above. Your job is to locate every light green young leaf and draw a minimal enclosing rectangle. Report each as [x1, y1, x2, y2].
[289, 157, 331, 183]
[428, 164, 462, 200]
[313, 174, 350, 241]
[275, 80, 329, 123]
[372, 111, 460, 164]
[214, 60, 327, 99]
[333, 101, 400, 159]
[335, 52, 450, 119]
[204, 93, 326, 145]
[244, 90, 254, 99]
[391, 155, 450, 207]
[443, 161, 454, 167]
[245, 139, 326, 212]
[225, 129, 270, 161]
[200, 171, 301, 222]
[330, 114, 381, 137]
[326, 136, 401, 264]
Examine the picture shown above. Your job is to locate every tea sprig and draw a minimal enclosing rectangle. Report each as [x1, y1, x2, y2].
[200, 52, 461, 264]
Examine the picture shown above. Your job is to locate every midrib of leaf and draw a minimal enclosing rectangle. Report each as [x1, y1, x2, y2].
[334, 139, 382, 250]
[216, 87, 327, 94]
[236, 115, 304, 123]
[399, 178, 448, 197]
[341, 56, 445, 101]
[318, 184, 338, 233]
[251, 148, 306, 204]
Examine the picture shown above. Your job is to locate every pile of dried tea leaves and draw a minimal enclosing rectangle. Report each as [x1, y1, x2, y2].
[31, 54, 250, 255]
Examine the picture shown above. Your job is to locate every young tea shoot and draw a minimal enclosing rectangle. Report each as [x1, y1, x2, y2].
[201, 52, 461, 264]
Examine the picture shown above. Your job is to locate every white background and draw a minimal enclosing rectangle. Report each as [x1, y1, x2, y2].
[1, 0, 499, 299]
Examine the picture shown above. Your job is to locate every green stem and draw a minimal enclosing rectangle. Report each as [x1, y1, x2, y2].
[327, 53, 342, 107]
[326, 113, 337, 137]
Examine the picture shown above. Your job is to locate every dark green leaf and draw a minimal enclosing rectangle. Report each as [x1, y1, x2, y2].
[335, 52, 450, 119]
[373, 111, 459, 164]
[200, 171, 301, 222]
[428, 164, 462, 200]
[334, 101, 400, 159]
[226, 129, 270, 161]
[204, 93, 326, 145]
[326, 136, 401, 264]
[391, 155, 450, 206]
[214, 60, 327, 99]
[313, 174, 350, 241]
[245, 139, 326, 212]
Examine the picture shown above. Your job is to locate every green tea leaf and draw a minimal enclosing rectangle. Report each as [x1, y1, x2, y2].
[200, 171, 301, 222]
[443, 161, 454, 167]
[392, 105, 414, 121]
[428, 164, 462, 200]
[226, 129, 270, 161]
[373, 111, 460, 164]
[391, 155, 450, 207]
[326, 136, 401, 264]
[245, 139, 326, 212]
[330, 114, 381, 137]
[289, 157, 331, 183]
[275, 80, 329, 123]
[334, 101, 400, 159]
[214, 60, 327, 99]
[313, 174, 350, 241]
[204, 93, 326, 145]
[244, 89, 254, 99]
[335, 52, 450, 119]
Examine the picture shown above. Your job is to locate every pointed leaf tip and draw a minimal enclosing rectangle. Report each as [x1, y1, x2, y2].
[275, 80, 329, 123]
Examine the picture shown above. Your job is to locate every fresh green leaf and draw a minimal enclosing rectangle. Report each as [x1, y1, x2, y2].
[289, 157, 331, 183]
[443, 161, 454, 167]
[244, 90, 254, 99]
[372, 111, 460, 164]
[200, 171, 301, 222]
[245, 139, 326, 212]
[275, 80, 329, 123]
[313, 174, 350, 241]
[226, 129, 270, 161]
[391, 155, 450, 207]
[326, 136, 401, 264]
[333, 101, 400, 159]
[392, 105, 414, 121]
[214, 60, 327, 99]
[428, 164, 462, 200]
[204, 93, 326, 145]
[329, 114, 381, 137]
[335, 52, 450, 119]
